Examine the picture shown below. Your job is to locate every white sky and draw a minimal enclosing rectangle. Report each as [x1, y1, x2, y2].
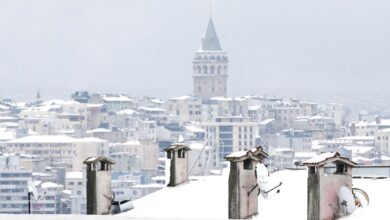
[1, 0, 390, 101]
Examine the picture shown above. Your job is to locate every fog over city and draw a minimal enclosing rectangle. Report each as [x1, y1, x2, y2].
[1, 0, 390, 105]
[2, 1, 390, 218]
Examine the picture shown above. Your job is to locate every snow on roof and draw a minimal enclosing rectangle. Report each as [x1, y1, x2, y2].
[84, 156, 115, 164]
[185, 125, 205, 133]
[41, 182, 63, 189]
[0, 104, 10, 110]
[336, 136, 375, 141]
[101, 95, 132, 102]
[303, 152, 356, 166]
[0, 122, 18, 127]
[116, 109, 136, 115]
[21, 105, 62, 113]
[210, 97, 232, 101]
[62, 189, 71, 195]
[66, 172, 83, 179]
[164, 142, 190, 151]
[226, 147, 268, 161]
[6, 135, 76, 144]
[0, 116, 18, 120]
[40, 99, 79, 106]
[150, 98, 164, 104]
[86, 128, 111, 133]
[0, 131, 15, 141]
[77, 137, 108, 143]
[138, 106, 166, 112]
[120, 169, 388, 219]
[259, 118, 275, 125]
[123, 140, 141, 146]
[169, 95, 191, 101]
[86, 103, 104, 108]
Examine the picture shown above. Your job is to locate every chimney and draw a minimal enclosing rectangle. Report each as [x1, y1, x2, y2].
[303, 152, 356, 220]
[375, 115, 382, 125]
[225, 146, 268, 219]
[164, 136, 190, 187]
[84, 156, 115, 215]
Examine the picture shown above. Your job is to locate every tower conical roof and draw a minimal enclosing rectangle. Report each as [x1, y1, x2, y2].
[201, 18, 222, 51]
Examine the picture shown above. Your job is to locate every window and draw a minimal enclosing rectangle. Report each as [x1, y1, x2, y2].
[203, 66, 208, 74]
[243, 159, 252, 170]
[167, 151, 173, 159]
[336, 163, 347, 173]
[178, 149, 185, 158]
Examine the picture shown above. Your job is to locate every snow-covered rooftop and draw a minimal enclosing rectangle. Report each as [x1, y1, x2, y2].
[259, 118, 275, 125]
[41, 182, 63, 189]
[304, 152, 356, 166]
[66, 172, 83, 179]
[116, 109, 136, 115]
[40, 99, 79, 106]
[119, 169, 388, 219]
[169, 95, 191, 101]
[101, 95, 132, 102]
[138, 106, 166, 112]
[86, 128, 111, 133]
[6, 135, 76, 144]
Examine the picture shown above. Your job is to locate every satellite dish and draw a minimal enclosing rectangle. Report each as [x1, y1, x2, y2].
[256, 163, 269, 186]
[352, 188, 369, 207]
[256, 164, 282, 198]
[338, 186, 357, 215]
[27, 181, 39, 200]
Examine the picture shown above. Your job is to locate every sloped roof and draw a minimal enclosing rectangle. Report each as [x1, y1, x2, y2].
[164, 142, 190, 152]
[225, 146, 268, 162]
[303, 152, 356, 167]
[83, 156, 115, 164]
[201, 18, 222, 51]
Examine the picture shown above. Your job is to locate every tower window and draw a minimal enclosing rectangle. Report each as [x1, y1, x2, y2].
[203, 66, 208, 74]
[217, 66, 222, 74]
[210, 66, 215, 74]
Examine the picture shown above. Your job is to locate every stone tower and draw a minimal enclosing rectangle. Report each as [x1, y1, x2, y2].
[193, 18, 228, 100]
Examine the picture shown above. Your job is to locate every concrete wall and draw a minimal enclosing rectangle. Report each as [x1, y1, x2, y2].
[168, 151, 188, 187]
[307, 169, 320, 220]
[86, 171, 112, 215]
[228, 160, 258, 219]
[307, 166, 353, 220]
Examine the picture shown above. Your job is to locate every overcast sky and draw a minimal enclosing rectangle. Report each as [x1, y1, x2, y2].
[1, 0, 390, 101]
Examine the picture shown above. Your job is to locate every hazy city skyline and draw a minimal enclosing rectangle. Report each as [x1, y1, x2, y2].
[1, 0, 390, 102]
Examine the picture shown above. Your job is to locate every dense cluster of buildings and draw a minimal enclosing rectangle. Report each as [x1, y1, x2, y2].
[0, 17, 389, 215]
